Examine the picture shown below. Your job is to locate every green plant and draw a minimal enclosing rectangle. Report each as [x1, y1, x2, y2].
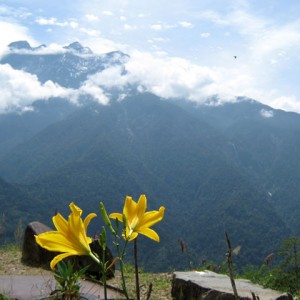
[277, 237, 300, 288]
[242, 237, 300, 295]
[52, 260, 89, 300]
[108, 194, 165, 300]
[14, 218, 23, 249]
[100, 202, 129, 299]
[0, 293, 11, 300]
[0, 243, 19, 252]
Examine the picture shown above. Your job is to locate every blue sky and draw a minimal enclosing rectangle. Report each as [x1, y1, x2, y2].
[1, 0, 300, 113]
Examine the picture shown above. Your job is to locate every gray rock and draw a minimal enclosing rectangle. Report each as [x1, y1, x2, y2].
[203, 290, 238, 300]
[22, 221, 56, 266]
[172, 271, 282, 300]
[275, 293, 294, 300]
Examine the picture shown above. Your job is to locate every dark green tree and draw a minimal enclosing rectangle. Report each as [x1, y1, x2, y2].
[243, 236, 300, 295]
[275, 236, 300, 293]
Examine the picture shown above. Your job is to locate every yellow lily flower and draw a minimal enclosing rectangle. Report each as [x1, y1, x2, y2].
[35, 202, 98, 269]
[109, 194, 165, 242]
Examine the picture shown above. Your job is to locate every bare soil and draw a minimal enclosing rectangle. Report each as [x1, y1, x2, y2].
[0, 247, 52, 276]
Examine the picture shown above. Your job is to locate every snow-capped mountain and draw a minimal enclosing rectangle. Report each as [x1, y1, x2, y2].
[1, 41, 129, 88]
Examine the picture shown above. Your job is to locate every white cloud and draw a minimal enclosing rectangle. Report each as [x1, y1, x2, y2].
[260, 109, 274, 118]
[269, 95, 300, 113]
[82, 51, 258, 103]
[86, 65, 128, 88]
[0, 4, 32, 20]
[199, 10, 229, 25]
[178, 21, 193, 28]
[36, 17, 69, 27]
[124, 24, 137, 30]
[0, 64, 75, 113]
[69, 21, 79, 29]
[0, 64, 111, 113]
[0, 21, 38, 57]
[150, 22, 176, 31]
[228, 10, 268, 36]
[85, 14, 99, 22]
[36, 17, 58, 25]
[200, 32, 210, 38]
[201, 8, 300, 62]
[148, 37, 168, 44]
[102, 11, 113, 16]
[78, 82, 109, 105]
[251, 22, 300, 60]
[150, 24, 163, 31]
[82, 37, 125, 54]
[35, 17, 78, 28]
[3, 2, 300, 114]
[0, 5, 9, 14]
[28, 43, 66, 54]
[80, 27, 101, 37]
[2, 44, 298, 113]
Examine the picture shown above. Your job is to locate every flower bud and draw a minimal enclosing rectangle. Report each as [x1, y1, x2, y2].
[100, 202, 116, 235]
[99, 226, 107, 251]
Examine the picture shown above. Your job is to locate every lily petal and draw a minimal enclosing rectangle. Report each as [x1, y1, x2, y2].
[123, 196, 136, 224]
[70, 202, 82, 216]
[127, 231, 138, 241]
[138, 207, 165, 229]
[84, 213, 97, 231]
[136, 194, 147, 221]
[109, 194, 165, 242]
[109, 212, 123, 222]
[35, 202, 96, 270]
[50, 252, 76, 270]
[35, 232, 83, 253]
[52, 213, 68, 232]
[138, 227, 160, 242]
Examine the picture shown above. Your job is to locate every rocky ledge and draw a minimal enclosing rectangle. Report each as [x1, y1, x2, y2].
[172, 270, 291, 300]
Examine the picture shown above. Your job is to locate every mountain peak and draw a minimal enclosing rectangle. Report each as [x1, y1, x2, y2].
[63, 42, 93, 54]
[8, 41, 47, 51]
[8, 41, 32, 50]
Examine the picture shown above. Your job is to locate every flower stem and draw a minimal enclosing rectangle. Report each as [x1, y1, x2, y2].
[134, 238, 140, 300]
[116, 238, 129, 299]
[89, 252, 101, 264]
[102, 248, 107, 300]
[90, 251, 107, 300]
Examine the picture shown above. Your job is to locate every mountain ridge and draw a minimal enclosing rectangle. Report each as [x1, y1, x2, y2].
[0, 41, 298, 271]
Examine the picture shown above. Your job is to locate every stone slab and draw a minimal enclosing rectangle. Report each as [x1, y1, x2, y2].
[0, 275, 124, 300]
[173, 271, 282, 300]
